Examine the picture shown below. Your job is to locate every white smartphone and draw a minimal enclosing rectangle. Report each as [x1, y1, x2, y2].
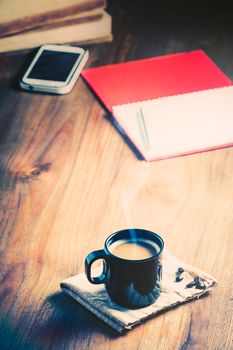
[20, 44, 89, 94]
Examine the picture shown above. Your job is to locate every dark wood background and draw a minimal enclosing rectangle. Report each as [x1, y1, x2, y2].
[0, 1, 233, 349]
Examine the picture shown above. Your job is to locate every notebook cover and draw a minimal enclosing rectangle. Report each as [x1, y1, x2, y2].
[81, 50, 232, 112]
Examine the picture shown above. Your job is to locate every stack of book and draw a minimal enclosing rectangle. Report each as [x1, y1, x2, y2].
[0, 0, 112, 53]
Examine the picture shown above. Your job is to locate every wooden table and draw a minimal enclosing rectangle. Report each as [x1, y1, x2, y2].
[0, 2, 233, 349]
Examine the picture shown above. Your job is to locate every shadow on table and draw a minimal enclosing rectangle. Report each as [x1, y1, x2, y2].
[103, 112, 144, 161]
[0, 318, 42, 350]
[0, 291, 120, 350]
[37, 291, 122, 341]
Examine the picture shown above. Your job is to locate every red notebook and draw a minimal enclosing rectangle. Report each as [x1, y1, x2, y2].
[82, 50, 233, 161]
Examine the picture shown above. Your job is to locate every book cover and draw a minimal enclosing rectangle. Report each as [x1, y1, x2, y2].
[82, 50, 232, 112]
[82, 50, 233, 161]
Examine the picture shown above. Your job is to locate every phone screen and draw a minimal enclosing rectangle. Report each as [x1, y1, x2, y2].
[28, 50, 81, 82]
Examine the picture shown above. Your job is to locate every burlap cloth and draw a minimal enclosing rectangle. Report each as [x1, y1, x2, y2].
[60, 249, 217, 333]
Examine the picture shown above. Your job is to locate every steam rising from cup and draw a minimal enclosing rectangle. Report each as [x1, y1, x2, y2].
[120, 164, 150, 241]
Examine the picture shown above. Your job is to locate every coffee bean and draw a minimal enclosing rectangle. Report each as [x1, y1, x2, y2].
[186, 280, 196, 288]
[186, 276, 206, 289]
[175, 275, 183, 282]
[194, 276, 206, 289]
[175, 267, 184, 282]
[177, 267, 184, 274]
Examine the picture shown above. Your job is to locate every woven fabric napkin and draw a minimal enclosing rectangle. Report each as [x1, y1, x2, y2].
[60, 249, 217, 333]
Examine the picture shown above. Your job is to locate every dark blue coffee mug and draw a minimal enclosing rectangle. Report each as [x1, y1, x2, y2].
[85, 229, 164, 308]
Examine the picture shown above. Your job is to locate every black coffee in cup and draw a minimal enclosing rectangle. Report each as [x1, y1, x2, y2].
[85, 229, 164, 308]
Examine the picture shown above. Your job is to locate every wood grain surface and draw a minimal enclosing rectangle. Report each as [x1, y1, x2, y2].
[0, 1, 233, 349]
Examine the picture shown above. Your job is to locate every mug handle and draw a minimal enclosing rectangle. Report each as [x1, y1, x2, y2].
[85, 249, 108, 284]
